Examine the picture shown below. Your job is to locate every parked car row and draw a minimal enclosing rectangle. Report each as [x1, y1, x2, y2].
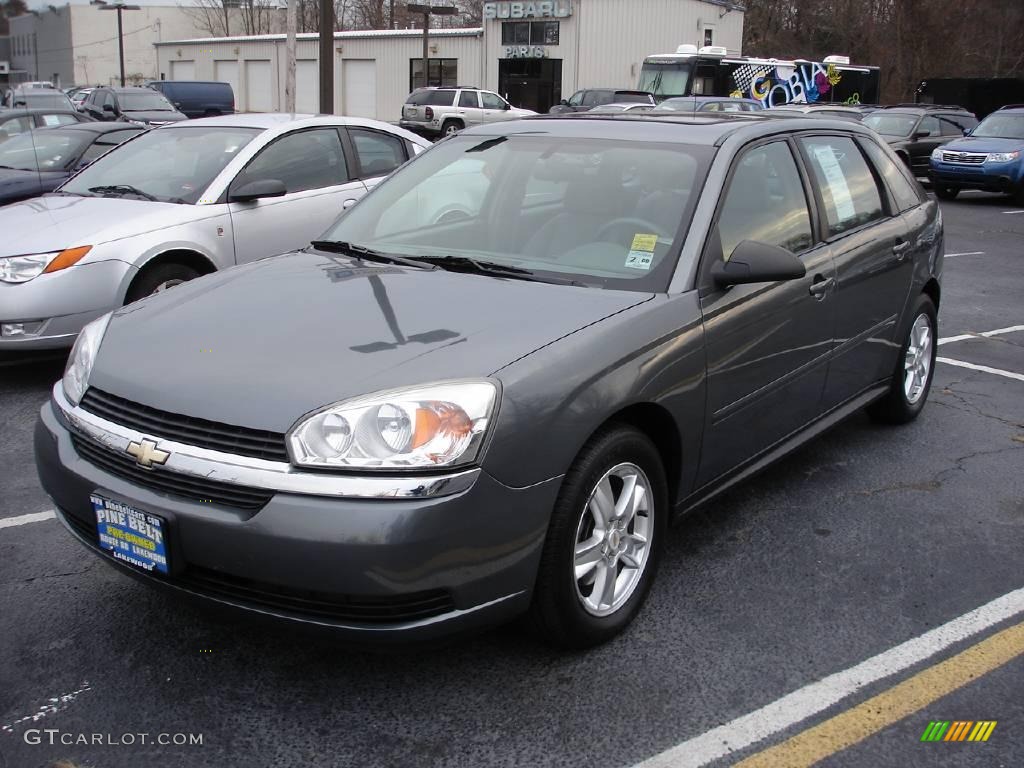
[26, 108, 947, 649]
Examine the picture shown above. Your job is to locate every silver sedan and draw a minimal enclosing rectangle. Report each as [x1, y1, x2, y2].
[0, 114, 429, 349]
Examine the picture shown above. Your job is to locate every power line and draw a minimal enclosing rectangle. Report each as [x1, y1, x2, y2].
[22, 22, 158, 55]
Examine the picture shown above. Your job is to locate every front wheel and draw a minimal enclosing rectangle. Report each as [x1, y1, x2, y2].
[529, 426, 667, 648]
[934, 185, 960, 200]
[868, 294, 937, 424]
[125, 263, 200, 303]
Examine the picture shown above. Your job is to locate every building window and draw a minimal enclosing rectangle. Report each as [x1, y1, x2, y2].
[501, 21, 559, 46]
[703, 27, 714, 47]
[409, 58, 458, 91]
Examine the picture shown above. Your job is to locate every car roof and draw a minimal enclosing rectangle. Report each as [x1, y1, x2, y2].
[110, 86, 163, 93]
[460, 112, 876, 146]
[160, 112, 431, 145]
[663, 95, 760, 104]
[0, 108, 79, 116]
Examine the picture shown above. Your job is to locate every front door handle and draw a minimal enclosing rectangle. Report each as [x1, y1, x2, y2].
[893, 240, 911, 260]
[809, 275, 834, 299]
[342, 198, 358, 210]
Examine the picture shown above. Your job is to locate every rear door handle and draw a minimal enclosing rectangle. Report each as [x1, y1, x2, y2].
[809, 275, 834, 299]
[893, 240, 911, 260]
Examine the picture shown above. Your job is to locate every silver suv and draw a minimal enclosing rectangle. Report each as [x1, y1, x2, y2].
[400, 87, 536, 138]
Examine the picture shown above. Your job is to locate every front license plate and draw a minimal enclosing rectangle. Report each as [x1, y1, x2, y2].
[91, 495, 169, 575]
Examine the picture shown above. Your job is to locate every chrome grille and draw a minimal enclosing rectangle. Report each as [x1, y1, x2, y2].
[941, 151, 987, 164]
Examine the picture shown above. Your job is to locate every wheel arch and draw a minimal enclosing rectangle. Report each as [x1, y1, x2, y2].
[922, 277, 941, 309]
[123, 248, 217, 301]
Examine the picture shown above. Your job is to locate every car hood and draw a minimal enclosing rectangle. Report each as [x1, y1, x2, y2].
[88, 250, 653, 433]
[0, 194, 207, 256]
[937, 136, 1024, 153]
[0, 168, 63, 201]
[122, 109, 187, 123]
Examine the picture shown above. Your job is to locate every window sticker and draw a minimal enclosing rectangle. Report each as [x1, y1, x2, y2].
[811, 145, 856, 223]
[625, 233, 657, 270]
[42, 114, 60, 126]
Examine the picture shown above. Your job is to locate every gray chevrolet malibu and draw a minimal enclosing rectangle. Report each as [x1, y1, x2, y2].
[35, 113, 943, 648]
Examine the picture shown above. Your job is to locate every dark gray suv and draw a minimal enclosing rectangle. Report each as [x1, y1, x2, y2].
[35, 113, 943, 648]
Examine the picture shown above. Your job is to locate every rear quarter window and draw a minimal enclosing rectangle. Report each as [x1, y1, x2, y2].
[406, 90, 456, 107]
[858, 137, 925, 212]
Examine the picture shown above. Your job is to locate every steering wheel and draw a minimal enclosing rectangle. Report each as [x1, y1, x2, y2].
[595, 217, 668, 244]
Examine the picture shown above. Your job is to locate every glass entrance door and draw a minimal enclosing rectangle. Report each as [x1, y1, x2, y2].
[498, 58, 562, 114]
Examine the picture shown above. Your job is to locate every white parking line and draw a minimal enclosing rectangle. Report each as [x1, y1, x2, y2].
[936, 357, 1024, 382]
[944, 251, 985, 258]
[938, 325, 1024, 346]
[0, 510, 55, 529]
[633, 587, 1024, 768]
[1003, 210, 1024, 215]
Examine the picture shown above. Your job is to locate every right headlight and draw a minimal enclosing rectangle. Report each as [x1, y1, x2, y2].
[288, 381, 497, 471]
[62, 311, 112, 407]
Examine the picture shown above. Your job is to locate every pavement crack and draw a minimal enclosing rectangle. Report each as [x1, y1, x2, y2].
[0, 565, 94, 588]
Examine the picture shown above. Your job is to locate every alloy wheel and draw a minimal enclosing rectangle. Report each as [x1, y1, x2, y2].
[573, 462, 654, 617]
[903, 313, 933, 404]
[152, 279, 186, 294]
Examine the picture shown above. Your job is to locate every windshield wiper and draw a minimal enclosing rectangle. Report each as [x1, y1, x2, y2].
[88, 184, 157, 201]
[415, 255, 587, 286]
[309, 240, 438, 270]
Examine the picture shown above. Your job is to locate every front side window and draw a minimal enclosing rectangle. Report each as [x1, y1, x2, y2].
[567, 91, 584, 107]
[234, 128, 348, 194]
[864, 112, 918, 137]
[480, 92, 506, 110]
[917, 116, 941, 137]
[322, 134, 713, 292]
[938, 117, 968, 136]
[801, 136, 885, 237]
[350, 128, 406, 178]
[716, 141, 813, 261]
[61, 126, 260, 204]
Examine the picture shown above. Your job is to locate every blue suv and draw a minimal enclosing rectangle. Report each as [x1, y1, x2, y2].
[928, 105, 1024, 204]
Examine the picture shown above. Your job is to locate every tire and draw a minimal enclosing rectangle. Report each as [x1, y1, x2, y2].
[868, 294, 938, 425]
[1014, 185, 1024, 207]
[529, 425, 667, 649]
[934, 185, 960, 200]
[125, 263, 200, 303]
[441, 119, 462, 138]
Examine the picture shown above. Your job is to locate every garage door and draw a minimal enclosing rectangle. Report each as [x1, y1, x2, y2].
[245, 60, 272, 112]
[170, 60, 195, 80]
[295, 60, 319, 114]
[343, 59, 376, 119]
[214, 60, 239, 107]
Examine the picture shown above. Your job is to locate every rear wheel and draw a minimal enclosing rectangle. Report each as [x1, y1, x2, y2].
[441, 119, 462, 138]
[934, 185, 960, 200]
[868, 294, 937, 424]
[529, 425, 667, 648]
[125, 263, 200, 303]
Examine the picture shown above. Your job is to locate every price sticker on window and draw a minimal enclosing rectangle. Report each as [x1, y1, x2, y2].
[625, 233, 658, 271]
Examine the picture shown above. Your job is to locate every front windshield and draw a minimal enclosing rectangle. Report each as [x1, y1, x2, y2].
[0, 129, 92, 171]
[972, 113, 1024, 139]
[321, 134, 713, 291]
[864, 113, 917, 136]
[638, 61, 691, 100]
[120, 91, 175, 111]
[61, 126, 259, 204]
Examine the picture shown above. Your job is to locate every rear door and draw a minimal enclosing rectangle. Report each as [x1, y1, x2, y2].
[797, 134, 915, 408]
[457, 90, 482, 127]
[907, 115, 943, 176]
[227, 127, 366, 262]
[696, 138, 835, 486]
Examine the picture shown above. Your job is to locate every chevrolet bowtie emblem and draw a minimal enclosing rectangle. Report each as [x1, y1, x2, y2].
[126, 438, 170, 469]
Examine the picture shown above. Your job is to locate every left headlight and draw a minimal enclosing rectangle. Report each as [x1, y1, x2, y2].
[0, 246, 92, 284]
[930, 148, 944, 162]
[288, 381, 498, 470]
[62, 311, 112, 407]
[986, 151, 1020, 163]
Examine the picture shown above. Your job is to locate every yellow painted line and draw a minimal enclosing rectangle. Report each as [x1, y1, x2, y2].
[735, 621, 1024, 767]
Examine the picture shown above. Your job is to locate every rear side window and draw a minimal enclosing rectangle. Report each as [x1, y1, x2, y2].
[716, 141, 813, 261]
[583, 91, 611, 107]
[458, 91, 478, 108]
[858, 137, 924, 212]
[350, 128, 407, 178]
[801, 136, 885, 237]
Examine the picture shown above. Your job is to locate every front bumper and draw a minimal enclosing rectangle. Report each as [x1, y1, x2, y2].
[34, 393, 559, 642]
[928, 161, 1024, 193]
[0, 260, 136, 350]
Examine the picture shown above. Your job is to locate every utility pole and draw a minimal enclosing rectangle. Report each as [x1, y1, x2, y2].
[318, 0, 333, 113]
[96, 0, 141, 87]
[390, 0, 395, 29]
[285, 0, 297, 112]
[407, 4, 456, 89]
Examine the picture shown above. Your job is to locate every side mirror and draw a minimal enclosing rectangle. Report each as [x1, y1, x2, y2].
[559, 99, 568, 106]
[963, 128, 973, 136]
[229, 178, 287, 203]
[911, 130, 929, 140]
[711, 240, 806, 288]
[102, 103, 115, 113]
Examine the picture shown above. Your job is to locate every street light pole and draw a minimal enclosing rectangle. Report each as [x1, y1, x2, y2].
[406, 4, 457, 90]
[318, 0, 333, 113]
[96, 1, 141, 87]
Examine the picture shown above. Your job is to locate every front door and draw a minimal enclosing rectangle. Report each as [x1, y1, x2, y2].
[906, 115, 944, 176]
[798, 134, 915, 407]
[498, 58, 562, 113]
[227, 127, 366, 263]
[696, 139, 835, 487]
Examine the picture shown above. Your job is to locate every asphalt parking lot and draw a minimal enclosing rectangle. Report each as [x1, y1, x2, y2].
[1, 192, 1022, 768]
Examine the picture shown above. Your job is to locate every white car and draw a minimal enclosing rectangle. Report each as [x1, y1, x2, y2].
[0, 114, 429, 349]
[400, 87, 536, 137]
